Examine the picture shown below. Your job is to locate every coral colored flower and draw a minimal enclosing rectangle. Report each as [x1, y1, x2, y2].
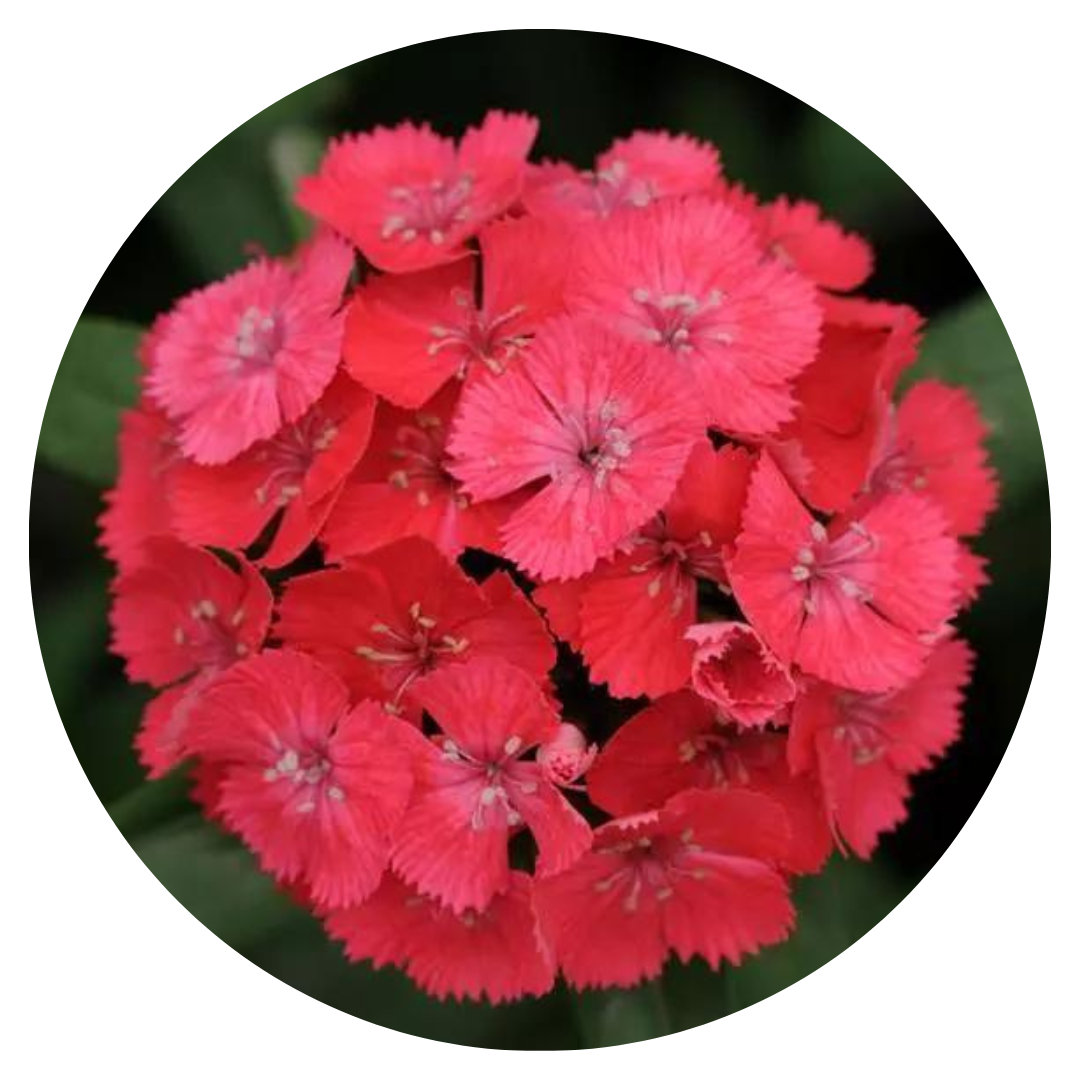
[343, 215, 568, 408]
[108, 537, 273, 775]
[588, 692, 830, 874]
[765, 310, 913, 514]
[534, 442, 754, 698]
[275, 537, 554, 707]
[537, 724, 597, 788]
[524, 131, 720, 221]
[296, 111, 538, 274]
[392, 658, 592, 913]
[318, 385, 513, 561]
[565, 196, 822, 435]
[819, 295, 924, 394]
[533, 789, 794, 989]
[169, 373, 375, 569]
[720, 185, 874, 293]
[727, 454, 961, 692]
[145, 229, 354, 464]
[324, 871, 555, 1003]
[448, 316, 702, 580]
[686, 621, 796, 726]
[184, 649, 416, 908]
[865, 380, 998, 537]
[99, 402, 181, 573]
[788, 636, 974, 857]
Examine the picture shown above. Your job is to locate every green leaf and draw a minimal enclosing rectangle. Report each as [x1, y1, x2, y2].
[129, 818, 297, 949]
[908, 294, 1044, 509]
[571, 980, 673, 1047]
[38, 317, 142, 486]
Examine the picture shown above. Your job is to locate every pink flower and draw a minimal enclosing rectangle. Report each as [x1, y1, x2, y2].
[324, 871, 555, 1004]
[537, 724, 598, 788]
[391, 658, 592, 912]
[342, 214, 568, 407]
[108, 537, 273, 775]
[170, 373, 375, 569]
[448, 315, 702, 580]
[565, 196, 822, 435]
[184, 649, 416, 908]
[318, 384, 514, 561]
[686, 621, 796, 726]
[587, 692, 831, 874]
[98, 402, 181, 573]
[533, 442, 754, 698]
[533, 789, 794, 989]
[296, 111, 537, 273]
[275, 537, 555, 709]
[524, 130, 720, 221]
[145, 229, 354, 464]
[727, 454, 961, 692]
[788, 636, 974, 856]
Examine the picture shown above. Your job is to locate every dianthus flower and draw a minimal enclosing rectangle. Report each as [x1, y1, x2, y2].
[145, 230, 354, 464]
[533, 789, 794, 989]
[533, 442, 753, 697]
[391, 658, 592, 912]
[565, 196, 822, 435]
[296, 111, 537, 273]
[788, 636, 973, 856]
[170, 373, 375, 568]
[342, 215, 568, 408]
[184, 649, 416, 908]
[108, 537, 273, 775]
[524, 130, 720, 221]
[728, 454, 961, 692]
[448, 315, 701, 580]
[318, 384, 513, 561]
[275, 537, 554, 707]
[98, 402, 179, 573]
[586, 692, 831, 875]
[324, 871, 555, 1003]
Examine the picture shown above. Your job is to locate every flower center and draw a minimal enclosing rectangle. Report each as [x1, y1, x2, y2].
[232, 306, 284, 371]
[568, 398, 633, 489]
[354, 601, 469, 684]
[428, 288, 530, 376]
[262, 744, 345, 813]
[630, 288, 733, 353]
[381, 175, 474, 245]
[790, 521, 878, 614]
[592, 829, 708, 912]
[173, 596, 248, 669]
[253, 411, 337, 508]
[386, 413, 465, 509]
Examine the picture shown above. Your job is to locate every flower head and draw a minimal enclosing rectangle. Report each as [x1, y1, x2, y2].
[566, 196, 822, 435]
[391, 658, 592, 913]
[296, 111, 537, 273]
[448, 315, 701, 580]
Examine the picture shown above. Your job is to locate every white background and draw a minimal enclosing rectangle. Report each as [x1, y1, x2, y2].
[4, 2, 1074, 1075]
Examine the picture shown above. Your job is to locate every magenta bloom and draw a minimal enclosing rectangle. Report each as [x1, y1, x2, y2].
[297, 110, 537, 273]
[146, 230, 354, 464]
[448, 315, 701, 580]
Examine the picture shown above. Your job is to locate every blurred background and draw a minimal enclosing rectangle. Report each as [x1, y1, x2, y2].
[30, 30, 1048, 1049]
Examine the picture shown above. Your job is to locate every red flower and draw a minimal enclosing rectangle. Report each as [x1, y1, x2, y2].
[99, 402, 180, 573]
[533, 789, 794, 989]
[318, 384, 513, 561]
[324, 871, 555, 1004]
[275, 537, 554, 708]
[108, 538, 273, 775]
[565, 196, 822, 435]
[391, 658, 592, 912]
[587, 692, 831, 874]
[448, 315, 701, 580]
[170, 373, 375, 569]
[184, 649, 416, 908]
[533, 442, 754, 697]
[145, 229, 353, 464]
[788, 636, 974, 856]
[524, 130, 720, 221]
[537, 724, 598, 788]
[866, 380, 998, 537]
[343, 215, 567, 408]
[296, 111, 537, 274]
[686, 621, 796, 726]
[728, 454, 961, 692]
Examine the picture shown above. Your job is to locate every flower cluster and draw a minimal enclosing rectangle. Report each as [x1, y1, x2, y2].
[102, 111, 997, 1003]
